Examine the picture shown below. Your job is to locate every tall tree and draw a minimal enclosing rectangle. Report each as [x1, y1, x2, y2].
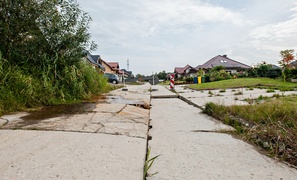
[0, 0, 96, 71]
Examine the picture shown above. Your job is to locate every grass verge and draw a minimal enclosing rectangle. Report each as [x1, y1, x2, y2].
[189, 78, 297, 91]
[0, 56, 111, 116]
[203, 96, 297, 166]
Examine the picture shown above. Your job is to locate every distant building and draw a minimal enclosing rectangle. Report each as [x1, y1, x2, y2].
[120, 69, 133, 77]
[107, 62, 120, 74]
[100, 59, 115, 74]
[174, 64, 197, 79]
[196, 55, 251, 73]
[83, 50, 105, 70]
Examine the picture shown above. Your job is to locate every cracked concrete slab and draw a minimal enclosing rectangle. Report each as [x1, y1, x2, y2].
[174, 85, 297, 107]
[148, 88, 297, 179]
[0, 130, 146, 180]
[94, 103, 126, 113]
[0, 83, 152, 179]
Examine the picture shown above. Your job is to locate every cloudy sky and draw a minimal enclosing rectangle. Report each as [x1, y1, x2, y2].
[77, 0, 297, 75]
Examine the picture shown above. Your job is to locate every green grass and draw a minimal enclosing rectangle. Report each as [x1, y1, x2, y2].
[0, 56, 111, 116]
[203, 95, 297, 166]
[188, 78, 297, 91]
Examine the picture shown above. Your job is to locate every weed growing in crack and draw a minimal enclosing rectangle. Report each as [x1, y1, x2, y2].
[144, 148, 160, 179]
[234, 91, 243, 95]
[267, 89, 276, 93]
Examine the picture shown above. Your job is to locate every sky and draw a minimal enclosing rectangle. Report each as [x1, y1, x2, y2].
[77, 0, 297, 75]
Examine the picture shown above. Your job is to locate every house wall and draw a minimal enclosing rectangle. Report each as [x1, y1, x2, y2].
[225, 69, 238, 74]
[102, 61, 115, 73]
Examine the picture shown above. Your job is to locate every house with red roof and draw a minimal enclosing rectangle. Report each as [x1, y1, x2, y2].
[107, 62, 120, 73]
[174, 64, 197, 79]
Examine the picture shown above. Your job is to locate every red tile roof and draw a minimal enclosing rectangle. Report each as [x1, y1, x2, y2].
[174, 64, 196, 74]
[107, 62, 119, 71]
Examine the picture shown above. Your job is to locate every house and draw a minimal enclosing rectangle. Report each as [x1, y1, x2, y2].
[107, 62, 120, 74]
[100, 59, 114, 73]
[120, 69, 133, 77]
[83, 50, 105, 70]
[197, 55, 251, 73]
[174, 64, 197, 79]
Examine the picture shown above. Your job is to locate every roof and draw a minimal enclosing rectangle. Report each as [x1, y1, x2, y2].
[174, 64, 196, 74]
[91, 55, 100, 63]
[83, 50, 105, 70]
[107, 62, 119, 70]
[271, 64, 281, 69]
[198, 55, 251, 69]
[121, 69, 133, 76]
[118, 70, 129, 75]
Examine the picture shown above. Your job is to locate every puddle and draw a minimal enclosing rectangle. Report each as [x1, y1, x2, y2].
[21, 102, 97, 122]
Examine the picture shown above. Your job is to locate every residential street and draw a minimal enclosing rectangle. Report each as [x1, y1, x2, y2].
[1, 84, 297, 179]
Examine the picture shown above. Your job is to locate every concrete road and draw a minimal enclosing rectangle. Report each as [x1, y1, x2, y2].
[174, 85, 297, 107]
[1, 83, 297, 179]
[0, 130, 146, 180]
[148, 85, 297, 179]
[0, 84, 152, 180]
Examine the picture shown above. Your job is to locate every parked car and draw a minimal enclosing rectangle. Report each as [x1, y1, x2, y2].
[104, 73, 119, 84]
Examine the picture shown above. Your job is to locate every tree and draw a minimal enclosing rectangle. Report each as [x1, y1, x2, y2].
[0, 0, 96, 73]
[279, 49, 295, 69]
[278, 49, 296, 81]
[156, 70, 167, 80]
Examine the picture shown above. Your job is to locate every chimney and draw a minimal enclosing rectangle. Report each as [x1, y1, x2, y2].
[222, 55, 227, 58]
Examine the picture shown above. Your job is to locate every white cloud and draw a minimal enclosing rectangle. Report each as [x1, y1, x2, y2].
[77, 0, 297, 75]
[248, 3, 297, 48]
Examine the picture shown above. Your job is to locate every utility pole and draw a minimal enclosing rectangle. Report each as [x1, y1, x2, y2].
[127, 59, 129, 71]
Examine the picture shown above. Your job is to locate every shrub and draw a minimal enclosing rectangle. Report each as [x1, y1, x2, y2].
[210, 70, 231, 82]
[185, 77, 194, 83]
[0, 54, 109, 116]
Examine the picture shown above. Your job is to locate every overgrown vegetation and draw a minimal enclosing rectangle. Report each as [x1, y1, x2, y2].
[189, 78, 297, 91]
[0, 0, 110, 116]
[203, 96, 297, 166]
[209, 66, 231, 82]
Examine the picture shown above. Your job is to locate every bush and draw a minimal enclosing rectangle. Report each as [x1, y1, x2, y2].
[185, 77, 194, 83]
[0, 54, 109, 116]
[255, 64, 282, 79]
[290, 69, 297, 79]
[210, 70, 231, 82]
[247, 68, 258, 77]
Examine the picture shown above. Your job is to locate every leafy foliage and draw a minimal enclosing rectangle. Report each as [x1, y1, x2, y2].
[0, 1, 108, 115]
[278, 49, 296, 81]
[209, 66, 231, 82]
[156, 70, 168, 80]
[279, 49, 295, 69]
[256, 64, 281, 78]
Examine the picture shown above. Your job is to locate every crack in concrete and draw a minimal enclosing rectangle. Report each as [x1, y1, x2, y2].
[191, 130, 234, 133]
[0, 118, 9, 127]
